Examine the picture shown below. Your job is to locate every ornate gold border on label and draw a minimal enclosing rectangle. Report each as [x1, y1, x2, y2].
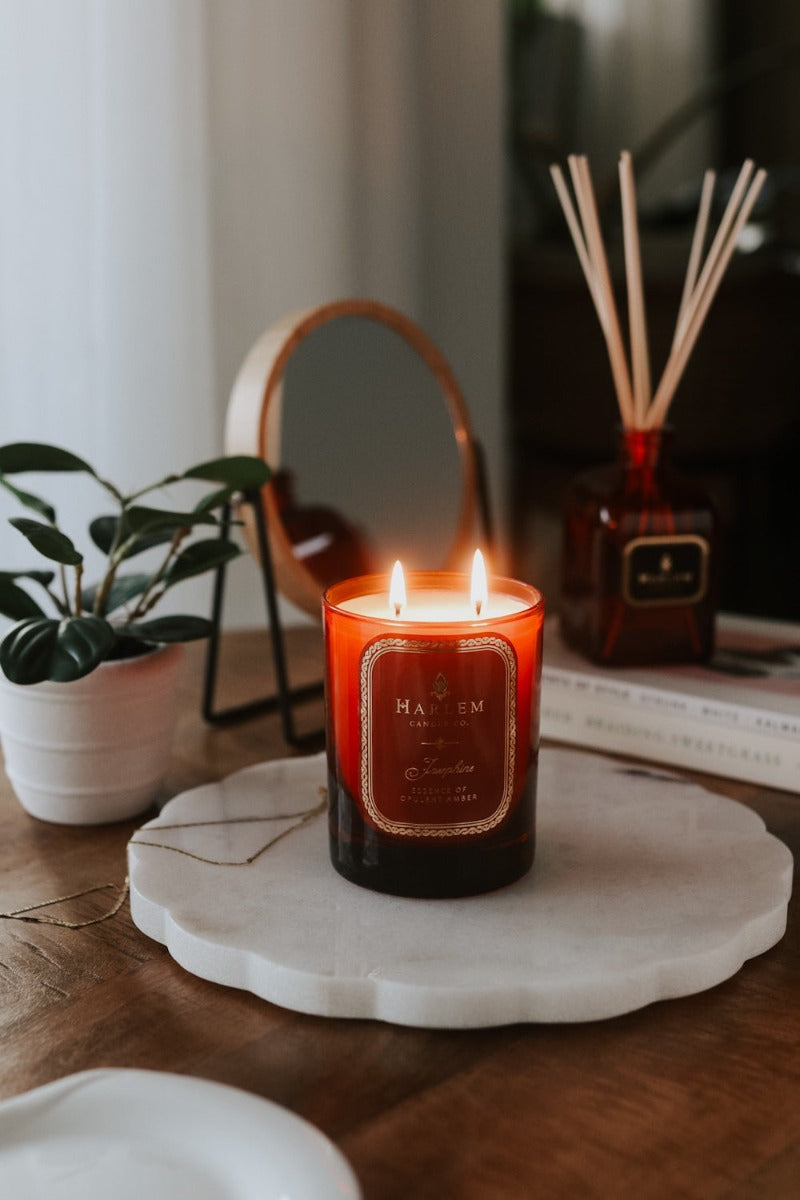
[359, 635, 517, 838]
[622, 533, 709, 608]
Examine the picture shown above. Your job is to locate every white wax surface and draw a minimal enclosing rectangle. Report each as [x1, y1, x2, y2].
[338, 587, 528, 623]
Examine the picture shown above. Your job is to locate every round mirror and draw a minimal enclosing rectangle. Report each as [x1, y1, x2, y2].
[225, 301, 481, 616]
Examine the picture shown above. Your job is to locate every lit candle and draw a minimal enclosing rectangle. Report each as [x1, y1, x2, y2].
[389, 559, 406, 618]
[323, 559, 545, 898]
[339, 554, 528, 622]
[471, 547, 487, 616]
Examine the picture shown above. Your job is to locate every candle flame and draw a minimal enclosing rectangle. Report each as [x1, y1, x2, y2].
[389, 559, 407, 618]
[471, 549, 488, 617]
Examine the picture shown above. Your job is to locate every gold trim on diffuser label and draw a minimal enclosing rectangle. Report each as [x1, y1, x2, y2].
[622, 534, 710, 607]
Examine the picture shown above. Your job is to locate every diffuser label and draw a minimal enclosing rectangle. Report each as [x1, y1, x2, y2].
[359, 636, 517, 837]
[622, 534, 709, 606]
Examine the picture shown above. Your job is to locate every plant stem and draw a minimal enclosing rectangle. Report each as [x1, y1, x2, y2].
[93, 505, 132, 616]
[59, 565, 71, 615]
[43, 585, 69, 617]
[74, 562, 83, 617]
[125, 527, 188, 623]
[93, 476, 126, 505]
[123, 474, 182, 506]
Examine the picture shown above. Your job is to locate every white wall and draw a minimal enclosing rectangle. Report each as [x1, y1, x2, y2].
[418, 2, 506, 555]
[0, 0, 506, 630]
[0, 1, 217, 619]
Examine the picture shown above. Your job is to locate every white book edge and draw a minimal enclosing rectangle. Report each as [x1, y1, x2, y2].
[540, 612, 800, 793]
[540, 691, 800, 793]
[541, 665, 800, 743]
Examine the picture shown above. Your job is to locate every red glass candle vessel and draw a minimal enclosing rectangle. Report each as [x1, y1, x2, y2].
[560, 427, 717, 665]
[323, 568, 545, 898]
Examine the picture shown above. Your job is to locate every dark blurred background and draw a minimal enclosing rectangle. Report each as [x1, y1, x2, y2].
[506, 0, 800, 621]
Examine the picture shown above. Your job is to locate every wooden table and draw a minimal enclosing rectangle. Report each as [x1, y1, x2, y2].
[1, 629, 798, 1199]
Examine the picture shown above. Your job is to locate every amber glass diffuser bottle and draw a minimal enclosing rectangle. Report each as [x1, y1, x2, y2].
[560, 427, 717, 666]
[548, 153, 765, 668]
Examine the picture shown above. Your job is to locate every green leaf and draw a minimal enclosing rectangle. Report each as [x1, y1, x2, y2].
[0, 442, 95, 475]
[106, 636, 160, 661]
[0, 619, 59, 683]
[90, 515, 173, 559]
[182, 455, 271, 490]
[88, 516, 119, 555]
[193, 485, 237, 515]
[164, 539, 240, 588]
[123, 615, 213, 644]
[0, 616, 116, 684]
[0, 579, 48, 620]
[0, 569, 56, 586]
[123, 505, 218, 537]
[82, 573, 152, 616]
[0, 477, 56, 523]
[9, 518, 82, 565]
[50, 617, 117, 681]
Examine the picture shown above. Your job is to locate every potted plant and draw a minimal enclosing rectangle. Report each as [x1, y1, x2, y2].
[0, 442, 270, 824]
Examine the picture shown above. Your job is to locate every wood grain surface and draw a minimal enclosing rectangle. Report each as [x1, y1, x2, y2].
[0, 629, 797, 1200]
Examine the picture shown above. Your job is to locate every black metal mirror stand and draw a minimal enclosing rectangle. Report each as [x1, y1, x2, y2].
[202, 489, 324, 750]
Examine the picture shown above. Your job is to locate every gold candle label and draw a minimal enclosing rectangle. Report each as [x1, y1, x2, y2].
[622, 534, 709, 607]
[359, 635, 517, 838]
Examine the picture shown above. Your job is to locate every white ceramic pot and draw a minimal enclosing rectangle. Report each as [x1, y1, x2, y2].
[0, 644, 183, 825]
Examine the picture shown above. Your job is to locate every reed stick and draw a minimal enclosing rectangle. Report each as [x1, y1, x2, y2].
[548, 164, 607, 327]
[549, 152, 764, 432]
[673, 159, 754, 348]
[618, 151, 651, 426]
[646, 168, 767, 429]
[568, 154, 635, 426]
[674, 168, 716, 341]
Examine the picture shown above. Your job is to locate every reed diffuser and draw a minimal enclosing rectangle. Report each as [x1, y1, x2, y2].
[552, 153, 766, 666]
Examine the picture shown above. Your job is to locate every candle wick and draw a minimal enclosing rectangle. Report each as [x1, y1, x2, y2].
[475, 600, 483, 617]
[394, 603, 401, 618]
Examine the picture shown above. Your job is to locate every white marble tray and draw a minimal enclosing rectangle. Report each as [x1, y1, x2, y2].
[128, 749, 793, 1028]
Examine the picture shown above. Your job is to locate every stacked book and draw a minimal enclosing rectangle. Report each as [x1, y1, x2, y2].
[541, 614, 800, 793]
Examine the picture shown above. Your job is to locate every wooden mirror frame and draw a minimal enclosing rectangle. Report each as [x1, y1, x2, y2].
[224, 299, 481, 617]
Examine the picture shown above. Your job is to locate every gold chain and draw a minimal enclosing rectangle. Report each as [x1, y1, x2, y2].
[0, 880, 130, 929]
[0, 788, 327, 927]
[128, 793, 326, 866]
